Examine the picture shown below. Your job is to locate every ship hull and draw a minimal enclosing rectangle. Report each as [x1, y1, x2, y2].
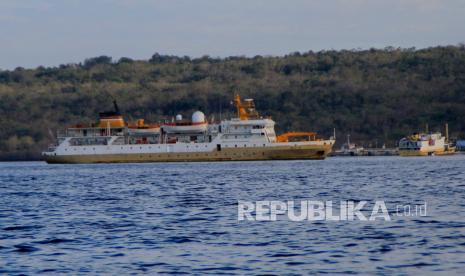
[399, 148, 456, 157]
[44, 144, 333, 164]
[399, 150, 430, 157]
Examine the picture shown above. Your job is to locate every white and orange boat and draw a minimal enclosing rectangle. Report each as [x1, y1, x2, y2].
[398, 124, 456, 156]
[127, 119, 160, 135]
[42, 96, 335, 163]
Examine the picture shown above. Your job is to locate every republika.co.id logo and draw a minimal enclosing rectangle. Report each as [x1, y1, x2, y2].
[238, 200, 427, 221]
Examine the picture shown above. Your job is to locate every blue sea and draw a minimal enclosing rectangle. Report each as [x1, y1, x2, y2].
[1, 156, 465, 275]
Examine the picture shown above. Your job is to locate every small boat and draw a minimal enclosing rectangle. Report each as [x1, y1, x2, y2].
[399, 124, 456, 156]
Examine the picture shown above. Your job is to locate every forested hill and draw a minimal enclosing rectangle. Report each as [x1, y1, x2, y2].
[1, 46, 465, 160]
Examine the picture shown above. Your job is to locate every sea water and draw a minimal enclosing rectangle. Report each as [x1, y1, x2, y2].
[1, 156, 464, 274]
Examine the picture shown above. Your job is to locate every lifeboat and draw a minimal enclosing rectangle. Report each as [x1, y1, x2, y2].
[162, 111, 208, 133]
[128, 119, 160, 135]
[162, 122, 208, 133]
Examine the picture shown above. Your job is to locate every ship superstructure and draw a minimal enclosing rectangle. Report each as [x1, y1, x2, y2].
[43, 95, 335, 163]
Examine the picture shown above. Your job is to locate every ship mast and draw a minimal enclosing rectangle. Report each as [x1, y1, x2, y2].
[445, 123, 449, 142]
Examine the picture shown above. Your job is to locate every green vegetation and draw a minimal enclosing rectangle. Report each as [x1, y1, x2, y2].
[1, 46, 465, 160]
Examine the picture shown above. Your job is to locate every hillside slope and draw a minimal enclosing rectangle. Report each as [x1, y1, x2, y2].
[1, 46, 464, 160]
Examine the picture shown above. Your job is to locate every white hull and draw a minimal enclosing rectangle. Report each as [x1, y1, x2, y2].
[43, 139, 334, 163]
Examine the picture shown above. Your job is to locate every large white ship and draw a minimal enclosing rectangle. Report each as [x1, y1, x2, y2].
[42, 95, 335, 163]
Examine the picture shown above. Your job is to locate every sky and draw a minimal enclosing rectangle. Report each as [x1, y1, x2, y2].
[1, 0, 464, 70]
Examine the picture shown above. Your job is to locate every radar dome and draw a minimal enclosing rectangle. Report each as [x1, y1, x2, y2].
[176, 114, 183, 121]
[192, 111, 205, 123]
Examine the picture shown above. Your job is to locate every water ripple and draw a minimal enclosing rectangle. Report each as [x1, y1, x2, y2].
[0, 156, 464, 274]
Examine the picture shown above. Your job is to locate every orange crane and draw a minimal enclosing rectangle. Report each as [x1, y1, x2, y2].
[234, 94, 259, 120]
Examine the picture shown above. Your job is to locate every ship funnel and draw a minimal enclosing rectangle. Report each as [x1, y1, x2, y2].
[113, 100, 121, 115]
[98, 100, 125, 128]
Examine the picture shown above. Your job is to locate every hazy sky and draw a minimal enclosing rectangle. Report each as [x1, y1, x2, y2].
[1, 0, 464, 69]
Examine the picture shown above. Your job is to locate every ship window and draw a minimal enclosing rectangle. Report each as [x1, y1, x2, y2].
[235, 136, 237, 139]
[217, 144, 221, 151]
[244, 145, 247, 147]
[263, 144, 266, 147]
[235, 145, 237, 148]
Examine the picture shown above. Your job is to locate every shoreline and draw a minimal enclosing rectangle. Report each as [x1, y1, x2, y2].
[1, 152, 464, 162]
